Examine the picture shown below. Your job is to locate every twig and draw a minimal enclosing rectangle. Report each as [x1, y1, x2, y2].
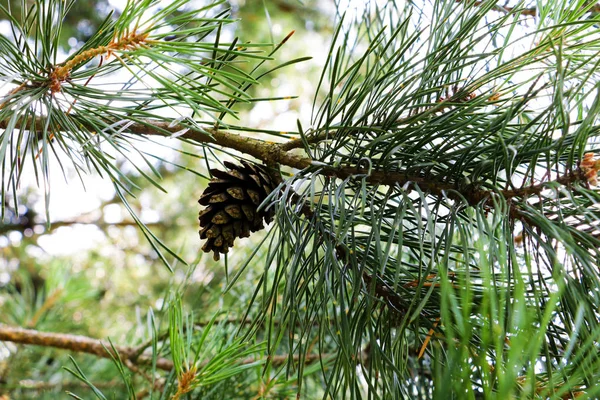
[127, 121, 596, 209]
[298, 196, 413, 317]
[0, 82, 28, 110]
[458, 0, 536, 16]
[279, 92, 475, 152]
[279, 130, 330, 151]
[418, 317, 440, 359]
[502, 169, 587, 199]
[0, 30, 150, 112]
[50, 32, 150, 92]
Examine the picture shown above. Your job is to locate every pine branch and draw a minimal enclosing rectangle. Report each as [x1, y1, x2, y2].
[0, 324, 174, 371]
[0, 219, 164, 235]
[128, 120, 600, 216]
[279, 91, 480, 152]
[3, 379, 123, 391]
[2, 116, 597, 222]
[502, 169, 589, 199]
[0, 324, 330, 372]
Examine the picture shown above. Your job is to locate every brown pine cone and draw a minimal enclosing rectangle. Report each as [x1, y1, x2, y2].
[198, 160, 276, 261]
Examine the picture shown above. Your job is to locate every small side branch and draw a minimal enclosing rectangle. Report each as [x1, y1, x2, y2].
[456, 1, 600, 17]
[502, 169, 588, 199]
[463, 1, 537, 16]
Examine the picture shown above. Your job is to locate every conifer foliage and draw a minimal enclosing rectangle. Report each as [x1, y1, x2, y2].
[1, 0, 600, 398]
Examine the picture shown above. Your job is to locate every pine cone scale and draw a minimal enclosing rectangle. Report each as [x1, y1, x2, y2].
[208, 193, 229, 203]
[226, 187, 245, 200]
[247, 190, 261, 205]
[211, 211, 231, 224]
[225, 204, 243, 219]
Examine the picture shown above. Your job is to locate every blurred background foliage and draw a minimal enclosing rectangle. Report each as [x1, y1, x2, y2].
[0, 0, 332, 398]
[0, 0, 112, 45]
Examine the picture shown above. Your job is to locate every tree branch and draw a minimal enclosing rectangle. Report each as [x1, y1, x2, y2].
[1, 117, 595, 215]
[130, 122, 594, 209]
[0, 219, 164, 236]
[0, 324, 174, 371]
[126, 121, 480, 200]
[0, 324, 329, 373]
[0, 117, 462, 193]
[3, 379, 123, 391]
[502, 169, 588, 198]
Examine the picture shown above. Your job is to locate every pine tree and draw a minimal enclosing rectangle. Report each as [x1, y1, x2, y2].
[1, 0, 600, 398]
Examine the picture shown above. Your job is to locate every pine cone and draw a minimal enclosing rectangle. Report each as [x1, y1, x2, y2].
[198, 160, 276, 261]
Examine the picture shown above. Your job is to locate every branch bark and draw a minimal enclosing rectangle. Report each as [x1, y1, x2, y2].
[0, 219, 164, 235]
[1, 116, 593, 211]
[6, 379, 123, 391]
[126, 121, 593, 205]
[0, 324, 329, 373]
[0, 324, 174, 371]
[155, 122, 595, 220]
